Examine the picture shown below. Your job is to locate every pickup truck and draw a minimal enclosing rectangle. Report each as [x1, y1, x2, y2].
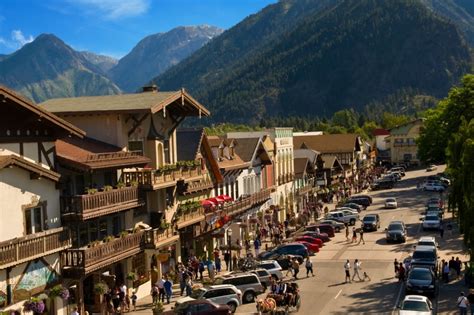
[326, 210, 359, 225]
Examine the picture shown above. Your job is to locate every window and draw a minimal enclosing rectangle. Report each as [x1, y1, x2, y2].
[112, 216, 123, 236]
[128, 140, 144, 155]
[25, 206, 44, 235]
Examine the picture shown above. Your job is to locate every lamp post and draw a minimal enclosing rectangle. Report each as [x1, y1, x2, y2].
[227, 228, 233, 271]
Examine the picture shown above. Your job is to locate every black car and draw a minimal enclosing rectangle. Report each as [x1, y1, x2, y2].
[362, 214, 380, 231]
[385, 221, 407, 243]
[347, 197, 370, 209]
[258, 243, 309, 260]
[371, 180, 394, 190]
[343, 203, 363, 212]
[410, 245, 439, 272]
[405, 267, 437, 297]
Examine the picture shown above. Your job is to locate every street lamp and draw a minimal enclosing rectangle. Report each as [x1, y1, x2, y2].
[227, 228, 233, 271]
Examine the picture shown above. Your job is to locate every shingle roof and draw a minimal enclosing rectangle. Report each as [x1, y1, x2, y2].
[294, 134, 360, 153]
[322, 155, 342, 170]
[40, 89, 210, 116]
[294, 158, 309, 178]
[233, 138, 260, 162]
[176, 129, 204, 161]
[56, 136, 150, 171]
[0, 154, 61, 182]
[372, 128, 390, 136]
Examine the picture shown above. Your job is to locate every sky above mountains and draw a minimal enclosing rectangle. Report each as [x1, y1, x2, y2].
[0, 0, 276, 57]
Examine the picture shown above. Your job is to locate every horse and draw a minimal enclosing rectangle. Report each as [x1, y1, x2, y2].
[256, 297, 277, 314]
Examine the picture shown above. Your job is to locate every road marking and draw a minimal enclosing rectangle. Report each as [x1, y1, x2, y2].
[393, 283, 404, 310]
[334, 289, 342, 299]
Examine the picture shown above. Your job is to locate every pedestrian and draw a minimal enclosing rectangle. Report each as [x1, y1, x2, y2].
[345, 223, 349, 241]
[450, 256, 456, 278]
[179, 268, 186, 296]
[456, 257, 462, 279]
[215, 255, 221, 273]
[131, 291, 137, 311]
[286, 260, 294, 277]
[232, 255, 238, 271]
[198, 260, 205, 281]
[71, 307, 79, 315]
[305, 257, 314, 277]
[254, 237, 261, 256]
[363, 271, 371, 281]
[352, 259, 362, 281]
[151, 284, 159, 306]
[398, 263, 405, 282]
[236, 239, 242, 258]
[344, 259, 351, 283]
[224, 252, 231, 271]
[163, 275, 173, 304]
[439, 223, 444, 239]
[208, 260, 216, 282]
[467, 289, 474, 315]
[458, 291, 469, 315]
[352, 228, 357, 243]
[358, 229, 365, 245]
[185, 274, 193, 296]
[156, 277, 165, 303]
[292, 258, 300, 280]
[443, 261, 450, 283]
[394, 258, 399, 277]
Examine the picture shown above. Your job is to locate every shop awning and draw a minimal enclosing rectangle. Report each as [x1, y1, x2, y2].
[209, 197, 225, 204]
[201, 199, 216, 207]
[218, 194, 234, 202]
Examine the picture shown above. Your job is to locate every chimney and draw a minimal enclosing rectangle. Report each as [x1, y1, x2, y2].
[142, 84, 159, 93]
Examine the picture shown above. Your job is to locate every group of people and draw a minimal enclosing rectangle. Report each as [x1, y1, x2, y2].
[102, 283, 137, 314]
[346, 226, 365, 245]
[151, 275, 174, 305]
[441, 256, 463, 283]
[344, 259, 371, 283]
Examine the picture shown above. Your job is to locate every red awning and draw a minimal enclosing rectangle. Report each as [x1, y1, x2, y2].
[209, 197, 225, 204]
[218, 195, 234, 202]
[201, 200, 216, 207]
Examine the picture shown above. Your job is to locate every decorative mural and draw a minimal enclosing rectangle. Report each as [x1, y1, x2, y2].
[14, 259, 58, 301]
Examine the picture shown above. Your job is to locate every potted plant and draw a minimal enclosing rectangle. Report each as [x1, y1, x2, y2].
[160, 221, 170, 230]
[120, 231, 129, 238]
[86, 188, 98, 195]
[130, 180, 138, 187]
[103, 235, 114, 243]
[23, 298, 45, 314]
[103, 185, 113, 192]
[152, 301, 164, 314]
[127, 271, 136, 281]
[116, 181, 126, 189]
[94, 282, 108, 295]
[49, 284, 69, 300]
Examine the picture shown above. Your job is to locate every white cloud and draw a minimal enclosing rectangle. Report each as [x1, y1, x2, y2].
[72, 0, 150, 20]
[0, 30, 34, 51]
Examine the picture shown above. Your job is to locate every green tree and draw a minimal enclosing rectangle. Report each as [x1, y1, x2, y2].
[381, 112, 411, 129]
[331, 109, 358, 130]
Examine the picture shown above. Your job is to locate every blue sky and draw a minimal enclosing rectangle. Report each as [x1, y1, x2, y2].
[0, 0, 276, 58]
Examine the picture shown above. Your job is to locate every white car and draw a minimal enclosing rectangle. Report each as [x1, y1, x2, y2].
[176, 284, 242, 313]
[256, 260, 284, 280]
[421, 214, 441, 230]
[398, 295, 433, 315]
[384, 198, 398, 209]
[422, 182, 445, 192]
[426, 164, 437, 172]
[417, 236, 438, 248]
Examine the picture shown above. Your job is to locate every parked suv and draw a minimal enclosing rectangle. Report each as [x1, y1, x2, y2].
[255, 260, 284, 280]
[231, 269, 271, 291]
[259, 243, 309, 260]
[410, 245, 438, 272]
[362, 214, 380, 231]
[214, 273, 264, 304]
[175, 284, 242, 313]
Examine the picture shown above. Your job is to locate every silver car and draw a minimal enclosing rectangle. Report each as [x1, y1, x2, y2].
[175, 284, 242, 313]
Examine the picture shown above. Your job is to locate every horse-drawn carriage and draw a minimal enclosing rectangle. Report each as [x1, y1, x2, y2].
[256, 282, 301, 314]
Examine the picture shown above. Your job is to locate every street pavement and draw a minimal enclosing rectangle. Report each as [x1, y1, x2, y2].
[130, 166, 468, 314]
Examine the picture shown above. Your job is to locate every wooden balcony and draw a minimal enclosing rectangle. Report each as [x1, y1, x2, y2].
[122, 167, 203, 190]
[0, 227, 71, 269]
[178, 176, 214, 195]
[297, 184, 313, 195]
[144, 228, 179, 249]
[223, 188, 272, 217]
[176, 206, 206, 229]
[61, 230, 145, 277]
[61, 186, 145, 221]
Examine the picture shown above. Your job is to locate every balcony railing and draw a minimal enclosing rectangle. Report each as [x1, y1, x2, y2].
[297, 184, 313, 195]
[0, 227, 71, 269]
[122, 167, 202, 190]
[61, 230, 145, 277]
[61, 186, 144, 221]
[144, 228, 179, 249]
[223, 188, 272, 217]
[176, 206, 206, 229]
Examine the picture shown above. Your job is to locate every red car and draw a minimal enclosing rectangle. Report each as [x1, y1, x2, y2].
[298, 231, 330, 242]
[295, 236, 323, 247]
[295, 240, 320, 253]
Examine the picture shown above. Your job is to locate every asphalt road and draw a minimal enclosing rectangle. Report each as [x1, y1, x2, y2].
[237, 166, 468, 315]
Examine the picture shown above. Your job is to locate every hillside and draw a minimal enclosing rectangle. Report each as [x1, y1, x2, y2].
[109, 25, 223, 92]
[80, 51, 118, 74]
[155, 0, 472, 124]
[0, 34, 120, 102]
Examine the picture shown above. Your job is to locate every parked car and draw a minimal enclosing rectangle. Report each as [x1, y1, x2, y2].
[384, 198, 398, 209]
[387, 172, 402, 181]
[405, 267, 437, 297]
[305, 224, 335, 237]
[417, 236, 439, 248]
[390, 167, 405, 176]
[398, 295, 433, 315]
[427, 175, 450, 186]
[426, 164, 437, 172]
[421, 214, 441, 230]
[255, 260, 284, 280]
[295, 240, 319, 253]
[362, 214, 381, 231]
[410, 245, 439, 271]
[326, 210, 359, 225]
[316, 219, 345, 232]
[167, 300, 232, 315]
[371, 180, 395, 190]
[295, 230, 330, 242]
[343, 202, 363, 212]
[422, 182, 445, 192]
[347, 197, 370, 209]
[176, 284, 242, 313]
[214, 273, 264, 304]
[385, 221, 407, 243]
[249, 269, 271, 291]
[294, 236, 323, 247]
[258, 243, 309, 261]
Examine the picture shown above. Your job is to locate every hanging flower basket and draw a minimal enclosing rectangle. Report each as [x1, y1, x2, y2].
[23, 298, 45, 314]
[94, 282, 109, 295]
[49, 285, 69, 300]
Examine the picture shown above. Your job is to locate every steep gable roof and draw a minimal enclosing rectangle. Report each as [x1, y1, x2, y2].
[294, 134, 360, 153]
[0, 154, 60, 182]
[176, 129, 204, 161]
[233, 138, 260, 163]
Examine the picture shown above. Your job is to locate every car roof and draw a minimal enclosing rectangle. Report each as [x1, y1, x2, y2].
[363, 214, 377, 218]
[221, 272, 257, 279]
[209, 284, 237, 290]
[257, 260, 278, 265]
[404, 295, 429, 302]
[414, 245, 436, 251]
[418, 236, 436, 242]
[389, 220, 404, 224]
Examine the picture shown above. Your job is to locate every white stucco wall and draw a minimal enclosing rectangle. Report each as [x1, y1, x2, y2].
[0, 142, 55, 170]
[0, 167, 60, 241]
[375, 135, 388, 150]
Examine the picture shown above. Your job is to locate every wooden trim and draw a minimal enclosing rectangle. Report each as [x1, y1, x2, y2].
[128, 113, 149, 137]
[39, 142, 53, 168]
[0, 155, 60, 182]
[19, 142, 24, 156]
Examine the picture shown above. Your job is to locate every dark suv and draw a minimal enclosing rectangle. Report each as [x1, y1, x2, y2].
[347, 196, 371, 209]
[405, 267, 437, 297]
[258, 243, 309, 261]
[410, 245, 438, 272]
[362, 214, 380, 231]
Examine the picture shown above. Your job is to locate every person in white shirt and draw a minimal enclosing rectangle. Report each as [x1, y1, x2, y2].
[457, 291, 468, 315]
[344, 259, 351, 283]
[352, 259, 362, 281]
[71, 307, 79, 315]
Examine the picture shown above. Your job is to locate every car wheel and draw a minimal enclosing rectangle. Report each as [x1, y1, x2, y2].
[350, 219, 356, 225]
[227, 302, 237, 313]
[243, 291, 255, 303]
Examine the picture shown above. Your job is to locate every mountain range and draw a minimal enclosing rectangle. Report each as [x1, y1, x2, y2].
[0, 25, 222, 102]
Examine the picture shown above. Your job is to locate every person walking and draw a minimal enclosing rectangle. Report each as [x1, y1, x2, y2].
[345, 223, 350, 241]
[352, 259, 362, 281]
[292, 258, 300, 280]
[286, 260, 294, 277]
[394, 259, 399, 278]
[352, 228, 357, 243]
[456, 257, 462, 279]
[467, 289, 474, 315]
[439, 223, 444, 239]
[305, 257, 314, 277]
[458, 291, 469, 315]
[198, 260, 205, 281]
[156, 277, 165, 303]
[130, 291, 137, 311]
[443, 261, 450, 283]
[224, 252, 231, 271]
[398, 263, 405, 282]
[254, 237, 261, 256]
[151, 283, 159, 306]
[358, 228, 365, 245]
[344, 259, 351, 283]
[215, 255, 221, 273]
[163, 275, 173, 304]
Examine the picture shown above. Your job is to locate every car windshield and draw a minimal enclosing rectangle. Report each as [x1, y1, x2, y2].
[386, 198, 396, 202]
[413, 251, 435, 260]
[190, 288, 206, 299]
[363, 217, 375, 222]
[425, 215, 439, 221]
[401, 300, 430, 311]
[409, 269, 433, 280]
[388, 224, 403, 231]
[418, 241, 435, 246]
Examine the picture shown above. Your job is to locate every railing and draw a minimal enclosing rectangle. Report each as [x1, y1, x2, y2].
[182, 177, 214, 195]
[297, 184, 313, 195]
[144, 228, 178, 248]
[61, 230, 145, 275]
[85, 150, 143, 162]
[393, 142, 417, 147]
[0, 227, 71, 269]
[122, 167, 202, 188]
[177, 207, 205, 228]
[223, 188, 272, 217]
[61, 186, 144, 220]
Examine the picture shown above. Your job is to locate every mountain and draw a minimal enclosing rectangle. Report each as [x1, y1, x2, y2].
[155, 0, 472, 124]
[80, 51, 118, 74]
[0, 34, 120, 102]
[109, 25, 223, 92]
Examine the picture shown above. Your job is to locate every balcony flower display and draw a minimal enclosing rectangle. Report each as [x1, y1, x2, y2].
[23, 298, 45, 314]
[49, 284, 70, 300]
